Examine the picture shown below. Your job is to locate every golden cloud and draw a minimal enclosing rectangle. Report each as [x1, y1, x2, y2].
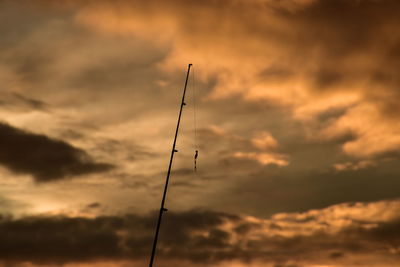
[59, 0, 400, 159]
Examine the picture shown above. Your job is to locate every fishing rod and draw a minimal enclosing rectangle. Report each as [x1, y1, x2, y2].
[148, 63, 192, 267]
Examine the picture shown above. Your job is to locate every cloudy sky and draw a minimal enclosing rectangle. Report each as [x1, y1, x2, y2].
[1, 0, 400, 266]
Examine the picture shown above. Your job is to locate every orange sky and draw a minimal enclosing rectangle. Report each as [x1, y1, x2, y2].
[0, 0, 400, 266]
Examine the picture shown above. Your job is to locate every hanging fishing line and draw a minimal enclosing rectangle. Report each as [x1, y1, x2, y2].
[192, 66, 199, 172]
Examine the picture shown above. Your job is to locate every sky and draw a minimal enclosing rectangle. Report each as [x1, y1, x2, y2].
[0, 0, 400, 266]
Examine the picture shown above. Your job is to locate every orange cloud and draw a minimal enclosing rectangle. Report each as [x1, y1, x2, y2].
[322, 103, 400, 157]
[251, 132, 278, 150]
[66, 0, 400, 160]
[232, 151, 288, 166]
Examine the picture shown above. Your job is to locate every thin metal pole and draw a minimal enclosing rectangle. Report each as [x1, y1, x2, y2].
[149, 63, 192, 267]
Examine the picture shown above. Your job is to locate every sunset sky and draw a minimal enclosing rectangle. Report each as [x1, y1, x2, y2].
[1, 0, 400, 266]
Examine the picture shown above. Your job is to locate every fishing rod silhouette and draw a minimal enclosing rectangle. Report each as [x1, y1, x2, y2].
[148, 64, 198, 267]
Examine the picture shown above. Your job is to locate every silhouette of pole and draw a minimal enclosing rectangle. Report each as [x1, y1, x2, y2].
[148, 63, 192, 267]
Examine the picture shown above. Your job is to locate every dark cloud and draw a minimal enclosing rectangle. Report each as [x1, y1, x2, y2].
[226, 162, 400, 216]
[11, 93, 47, 110]
[86, 202, 101, 209]
[0, 122, 113, 182]
[329, 251, 345, 258]
[274, 264, 303, 267]
[0, 208, 400, 265]
[0, 210, 236, 264]
[0, 92, 48, 113]
[0, 214, 123, 264]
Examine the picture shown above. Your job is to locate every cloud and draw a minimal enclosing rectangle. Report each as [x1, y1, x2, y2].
[195, 126, 289, 168]
[251, 132, 278, 150]
[333, 159, 377, 171]
[65, 0, 400, 159]
[232, 152, 289, 166]
[0, 0, 399, 245]
[0, 122, 113, 182]
[0, 92, 47, 113]
[0, 196, 29, 214]
[0, 199, 400, 266]
[321, 103, 400, 157]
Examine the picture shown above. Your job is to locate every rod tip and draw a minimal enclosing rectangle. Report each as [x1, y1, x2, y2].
[189, 63, 193, 67]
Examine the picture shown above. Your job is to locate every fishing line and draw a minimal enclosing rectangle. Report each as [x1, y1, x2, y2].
[192, 66, 199, 172]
